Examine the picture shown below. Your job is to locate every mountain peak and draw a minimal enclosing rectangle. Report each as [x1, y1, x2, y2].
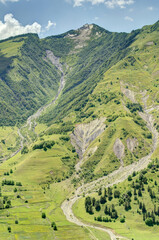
[78, 23, 94, 31]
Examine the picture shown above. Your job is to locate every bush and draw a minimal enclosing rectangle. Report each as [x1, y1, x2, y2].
[59, 136, 70, 141]
[53, 225, 57, 231]
[51, 221, 57, 231]
[114, 190, 120, 198]
[21, 146, 29, 154]
[128, 175, 132, 181]
[16, 182, 22, 186]
[42, 212, 46, 219]
[145, 218, 153, 226]
[120, 218, 125, 223]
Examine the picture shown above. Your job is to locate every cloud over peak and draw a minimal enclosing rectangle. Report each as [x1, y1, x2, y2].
[0, 14, 41, 40]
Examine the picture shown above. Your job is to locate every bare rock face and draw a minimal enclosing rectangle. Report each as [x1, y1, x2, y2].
[45, 50, 63, 72]
[71, 118, 106, 159]
[120, 86, 136, 103]
[67, 24, 94, 51]
[127, 138, 138, 152]
[113, 138, 125, 165]
[145, 41, 154, 46]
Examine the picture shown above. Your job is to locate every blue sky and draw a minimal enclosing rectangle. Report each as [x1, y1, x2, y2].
[0, 0, 159, 40]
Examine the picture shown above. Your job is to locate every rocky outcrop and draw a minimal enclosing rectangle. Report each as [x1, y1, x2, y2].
[145, 41, 154, 46]
[120, 86, 136, 103]
[67, 24, 93, 51]
[71, 118, 106, 159]
[126, 138, 138, 152]
[45, 50, 63, 72]
[113, 138, 125, 166]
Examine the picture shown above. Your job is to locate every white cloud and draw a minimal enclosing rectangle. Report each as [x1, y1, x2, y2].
[46, 20, 56, 31]
[73, 0, 107, 7]
[94, 16, 99, 20]
[0, 14, 41, 40]
[71, 0, 134, 7]
[124, 16, 133, 22]
[105, 0, 134, 9]
[147, 6, 154, 11]
[0, 0, 19, 3]
[70, 0, 134, 8]
[73, 0, 84, 7]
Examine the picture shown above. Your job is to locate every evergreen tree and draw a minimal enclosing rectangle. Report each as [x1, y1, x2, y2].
[95, 201, 101, 212]
[138, 189, 142, 197]
[98, 188, 102, 196]
[100, 196, 106, 204]
[139, 202, 142, 209]
[92, 197, 96, 206]
[142, 203, 146, 213]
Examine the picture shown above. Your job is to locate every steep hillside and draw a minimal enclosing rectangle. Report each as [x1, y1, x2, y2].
[0, 34, 61, 126]
[40, 24, 140, 125]
[38, 22, 159, 182]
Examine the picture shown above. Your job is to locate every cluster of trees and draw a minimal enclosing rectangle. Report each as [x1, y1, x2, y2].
[85, 159, 159, 227]
[126, 103, 143, 113]
[2, 180, 15, 186]
[4, 169, 13, 176]
[0, 196, 12, 209]
[2, 180, 22, 186]
[46, 122, 74, 135]
[85, 187, 119, 218]
[33, 140, 55, 151]
[59, 136, 70, 142]
[129, 165, 159, 226]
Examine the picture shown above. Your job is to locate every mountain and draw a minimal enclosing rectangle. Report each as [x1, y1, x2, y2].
[0, 21, 159, 240]
[0, 34, 61, 126]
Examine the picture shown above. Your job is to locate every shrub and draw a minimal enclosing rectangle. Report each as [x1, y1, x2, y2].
[21, 146, 29, 154]
[51, 221, 57, 231]
[128, 175, 132, 181]
[145, 218, 153, 226]
[114, 190, 120, 198]
[42, 212, 46, 219]
[120, 218, 125, 223]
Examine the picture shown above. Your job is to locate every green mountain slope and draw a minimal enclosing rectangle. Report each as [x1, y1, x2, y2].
[0, 34, 61, 126]
[37, 22, 159, 182]
[40, 24, 140, 125]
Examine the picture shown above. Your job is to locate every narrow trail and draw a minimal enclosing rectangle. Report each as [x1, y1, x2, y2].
[0, 51, 65, 162]
[61, 91, 158, 240]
